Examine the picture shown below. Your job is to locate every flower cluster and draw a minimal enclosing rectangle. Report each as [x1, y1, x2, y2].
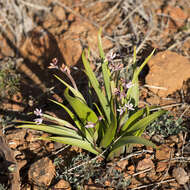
[113, 80, 135, 115]
[49, 58, 78, 90]
[48, 58, 71, 74]
[105, 51, 117, 63]
[33, 108, 43, 125]
[113, 80, 134, 100]
[117, 102, 135, 115]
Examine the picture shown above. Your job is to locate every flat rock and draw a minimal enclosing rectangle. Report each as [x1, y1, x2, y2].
[54, 179, 71, 189]
[136, 158, 154, 171]
[155, 144, 171, 160]
[146, 51, 190, 97]
[59, 20, 113, 66]
[172, 167, 189, 185]
[156, 162, 168, 172]
[28, 157, 55, 187]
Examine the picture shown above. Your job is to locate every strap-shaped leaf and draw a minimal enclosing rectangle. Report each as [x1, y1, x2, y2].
[121, 108, 146, 132]
[127, 49, 155, 107]
[108, 136, 157, 159]
[124, 110, 167, 135]
[98, 29, 111, 102]
[49, 99, 82, 130]
[64, 88, 99, 142]
[100, 98, 117, 148]
[17, 124, 82, 139]
[40, 136, 101, 155]
[135, 49, 155, 79]
[107, 146, 125, 161]
[82, 51, 111, 124]
[42, 113, 76, 130]
[54, 74, 86, 103]
[102, 60, 111, 102]
[93, 102, 107, 132]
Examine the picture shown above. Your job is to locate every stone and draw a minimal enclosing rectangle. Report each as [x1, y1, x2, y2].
[127, 165, 135, 175]
[156, 144, 171, 160]
[172, 167, 189, 185]
[84, 178, 105, 190]
[19, 26, 63, 64]
[163, 6, 188, 29]
[28, 157, 55, 186]
[43, 9, 68, 35]
[58, 33, 82, 66]
[53, 5, 66, 21]
[116, 159, 128, 171]
[18, 26, 64, 98]
[6, 129, 26, 149]
[58, 20, 113, 66]
[136, 158, 154, 171]
[54, 179, 71, 189]
[146, 51, 190, 97]
[11, 92, 24, 112]
[151, 134, 165, 144]
[156, 5, 188, 35]
[156, 162, 168, 172]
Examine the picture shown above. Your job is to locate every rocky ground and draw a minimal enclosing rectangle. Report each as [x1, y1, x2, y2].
[0, 0, 190, 189]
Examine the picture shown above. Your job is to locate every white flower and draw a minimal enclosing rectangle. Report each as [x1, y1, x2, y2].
[124, 81, 134, 89]
[125, 103, 135, 111]
[34, 108, 43, 117]
[105, 51, 117, 62]
[34, 118, 43, 125]
[117, 106, 126, 115]
[85, 122, 96, 128]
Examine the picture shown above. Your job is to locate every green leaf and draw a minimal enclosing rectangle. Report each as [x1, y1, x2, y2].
[49, 99, 82, 130]
[121, 108, 146, 131]
[127, 49, 155, 107]
[107, 146, 125, 160]
[17, 124, 81, 139]
[14, 120, 38, 124]
[41, 136, 101, 155]
[135, 49, 155, 79]
[82, 51, 111, 123]
[64, 88, 99, 142]
[108, 136, 157, 159]
[102, 61, 111, 102]
[124, 110, 167, 135]
[42, 113, 76, 130]
[133, 46, 137, 65]
[100, 98, 117, 148]
[98, 29, 111, 102]
[54, 74, 85, 103]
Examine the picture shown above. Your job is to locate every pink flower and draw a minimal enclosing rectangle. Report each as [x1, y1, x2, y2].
[123, 81, 134, 89]
[125, 103, 135, 111]
[60, 64, 71, 75]
[34, 118, 43, 125]
[113, 88, 120, 95]
[98, 116, 104, 121]
[85, 122, 96, 128]
[105, 51, 117, 62]
[34, 108, 43, 117]
[117, 106, 126, 115]
[48, 58, 59, 69]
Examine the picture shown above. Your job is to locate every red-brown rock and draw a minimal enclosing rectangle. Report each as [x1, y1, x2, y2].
[136, 158, 154, 171]
[146, 51, 190, 97]
[28, 157, 55, 186]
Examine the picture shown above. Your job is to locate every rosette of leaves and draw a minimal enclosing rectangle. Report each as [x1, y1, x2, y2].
[17, 30, 166, 160]
[0, 58, 20, 98]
